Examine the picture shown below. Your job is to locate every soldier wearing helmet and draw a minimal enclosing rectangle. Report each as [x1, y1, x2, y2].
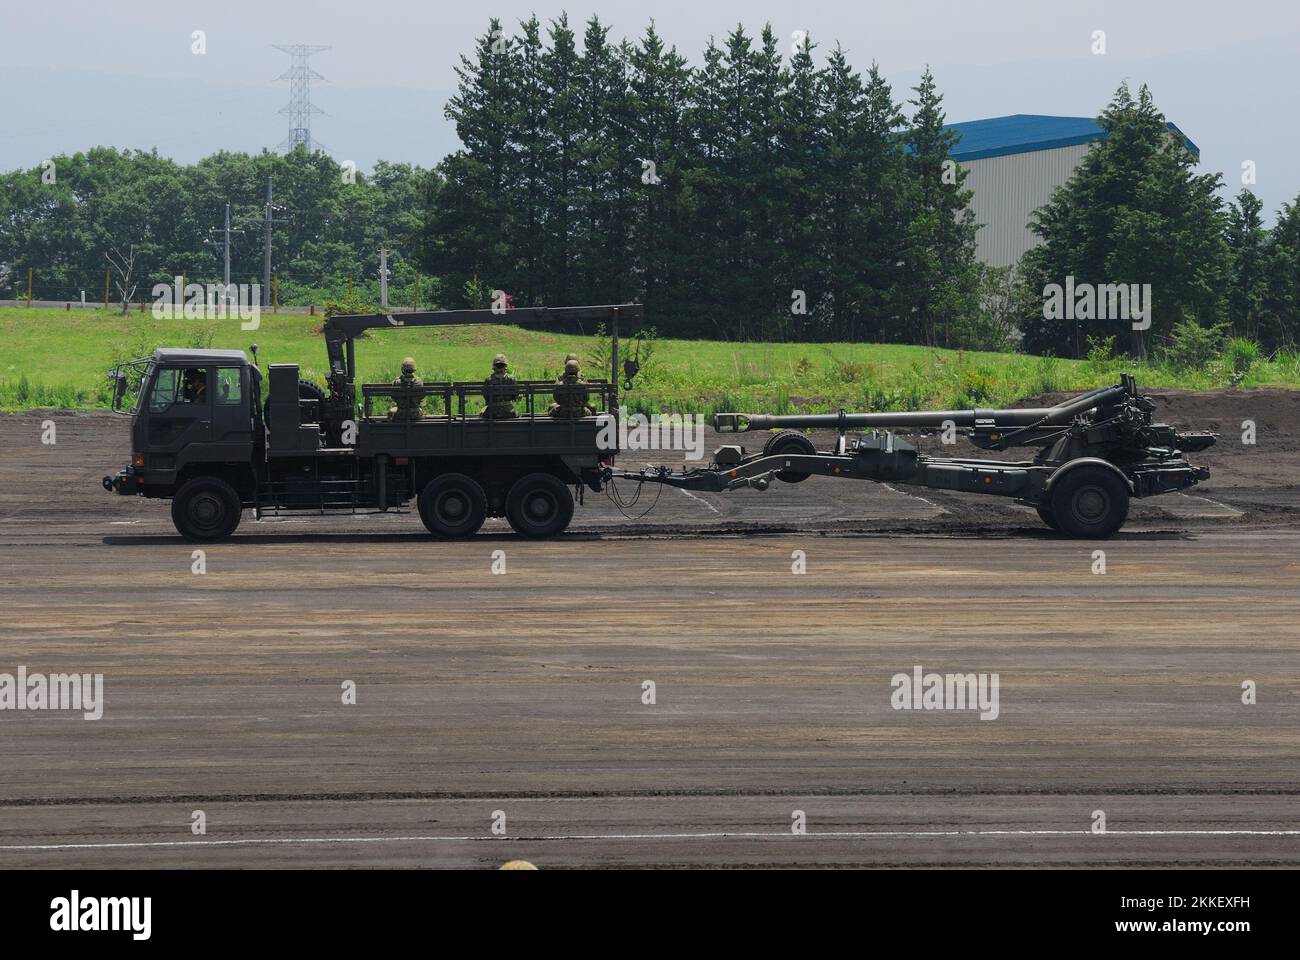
[482, 353, 519, 419]
[388, 356, 424, 421]
[550, 356, 594, 418]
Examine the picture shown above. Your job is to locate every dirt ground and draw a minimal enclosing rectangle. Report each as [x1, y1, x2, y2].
[0, 390, 1297, 868]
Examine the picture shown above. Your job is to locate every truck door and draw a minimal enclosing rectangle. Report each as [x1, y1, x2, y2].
[143, 365, 212, 450]
[212, 366, 253, 443]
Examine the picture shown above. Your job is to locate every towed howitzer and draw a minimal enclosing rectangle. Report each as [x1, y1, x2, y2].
[613, 374, 1216, 538]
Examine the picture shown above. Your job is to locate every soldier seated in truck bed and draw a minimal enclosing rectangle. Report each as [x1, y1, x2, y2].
[482, 354, 519, 419]
[388, 356, 424, 421]
[550, 358, 595, 418]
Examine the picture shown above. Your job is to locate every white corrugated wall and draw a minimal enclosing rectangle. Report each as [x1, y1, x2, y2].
[960, 142, 1095, 268]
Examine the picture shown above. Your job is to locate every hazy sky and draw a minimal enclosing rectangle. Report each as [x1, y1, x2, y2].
[4, 0, 1297, 217]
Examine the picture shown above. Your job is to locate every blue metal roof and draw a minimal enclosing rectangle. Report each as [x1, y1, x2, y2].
[944, 114, 1199, 161]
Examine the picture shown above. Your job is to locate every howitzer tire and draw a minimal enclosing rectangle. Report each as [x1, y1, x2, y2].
[505, 473, 575, 538]
[263, 379, 327, 426]
[419, 474, 487, 539]
[1035, 505, 1060, 531]
[1049, 465, 1129, 539]
[764, 431, 816, 483]
[172, 476, 242, 542]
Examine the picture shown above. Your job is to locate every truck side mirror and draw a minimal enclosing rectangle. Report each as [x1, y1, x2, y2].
[109, 371, 128, 411]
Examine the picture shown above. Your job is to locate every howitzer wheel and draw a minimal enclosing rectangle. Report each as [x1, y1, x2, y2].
[505, 473, 574, 538]
[419, 473, 487, 539]
[1035, 505, 1060, 531]
[763, 431, 816, 483]
[263, 379, 327, 426]
[1049, 465, 1129, 539]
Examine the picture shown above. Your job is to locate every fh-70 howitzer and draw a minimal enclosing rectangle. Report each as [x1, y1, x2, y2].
[613, 374, 1216, 538]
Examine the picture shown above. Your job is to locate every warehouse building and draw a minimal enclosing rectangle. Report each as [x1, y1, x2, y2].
[945, 114, 1199, 268]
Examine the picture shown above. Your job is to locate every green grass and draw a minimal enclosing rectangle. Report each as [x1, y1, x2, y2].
[2, 306, 1298, 414]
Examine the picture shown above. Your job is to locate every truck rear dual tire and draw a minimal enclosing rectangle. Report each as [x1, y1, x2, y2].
[419, 473, 488, 538]
[1048, 465, 1130, 539]
[505, 473, 574, 537]
[172, 476, 243, 542]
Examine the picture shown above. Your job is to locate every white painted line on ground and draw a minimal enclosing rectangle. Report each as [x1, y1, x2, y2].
[880, 483, 948, 513]
[4, 828, 1298, 852]
[1176, 492, 1244, 516]
[677, 487, 721, 515]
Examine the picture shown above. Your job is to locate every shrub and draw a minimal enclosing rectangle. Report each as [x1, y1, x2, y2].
[1223, 338, 1260, 382]
[1162, 320, 1229, 371]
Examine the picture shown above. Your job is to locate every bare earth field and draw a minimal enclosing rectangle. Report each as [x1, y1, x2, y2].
[0, 390, 1297, 868]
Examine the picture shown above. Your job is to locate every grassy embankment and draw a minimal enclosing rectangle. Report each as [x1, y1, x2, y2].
[2, 307, 1298, 414]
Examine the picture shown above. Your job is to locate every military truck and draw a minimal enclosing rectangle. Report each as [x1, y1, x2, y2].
[102, 304, 639, 541]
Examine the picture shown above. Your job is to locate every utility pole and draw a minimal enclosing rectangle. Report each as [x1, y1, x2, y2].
[223, 202, 231, 294]
[379, 248, 389, 308]
[206, 201, 244, 308]
[263, 179, 273, 307]
[260, 177, 291, 308]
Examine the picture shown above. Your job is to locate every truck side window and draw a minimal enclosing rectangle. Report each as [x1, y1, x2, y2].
[178, 368, 209, 405]
[216, 368, 243, 405]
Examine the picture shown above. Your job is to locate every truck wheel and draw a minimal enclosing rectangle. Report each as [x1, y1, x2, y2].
[764, 430, 815, 483]
[1035, 505, 1060, 532]
[505, 473, 574, 537]
[419, 474, 487, 538]
[1049, 465, 1130, 539]
[172, 477, 243, 542]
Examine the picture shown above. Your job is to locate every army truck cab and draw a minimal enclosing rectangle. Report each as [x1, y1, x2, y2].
[103, 304, 639, 542]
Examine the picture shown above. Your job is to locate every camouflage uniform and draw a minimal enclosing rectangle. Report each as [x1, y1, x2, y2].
[482, 353, 519, 420]
[388, 357, 423, 420]
[550, 358, 594, 418]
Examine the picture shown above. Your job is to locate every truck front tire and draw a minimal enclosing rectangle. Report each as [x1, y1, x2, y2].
[1049, 465, 1130, 539]
[419, 473, 487, 538]
[505, 473, 574, 537]
[172, 477, 243, 542]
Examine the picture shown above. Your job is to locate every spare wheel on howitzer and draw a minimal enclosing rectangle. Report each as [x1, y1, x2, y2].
[1048, 463, 1130, 538]
[171, 476, 243, 542]
[763, 430, 816, 483]
[419, 473, 488, 538]
[264, 379, 327, 426]
[505, 473, 575, 537]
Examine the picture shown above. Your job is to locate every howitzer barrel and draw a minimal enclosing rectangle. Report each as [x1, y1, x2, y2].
[715, 385, 1128, 433]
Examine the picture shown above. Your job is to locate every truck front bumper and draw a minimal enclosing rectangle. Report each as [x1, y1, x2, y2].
[102, 468, 138, 495]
